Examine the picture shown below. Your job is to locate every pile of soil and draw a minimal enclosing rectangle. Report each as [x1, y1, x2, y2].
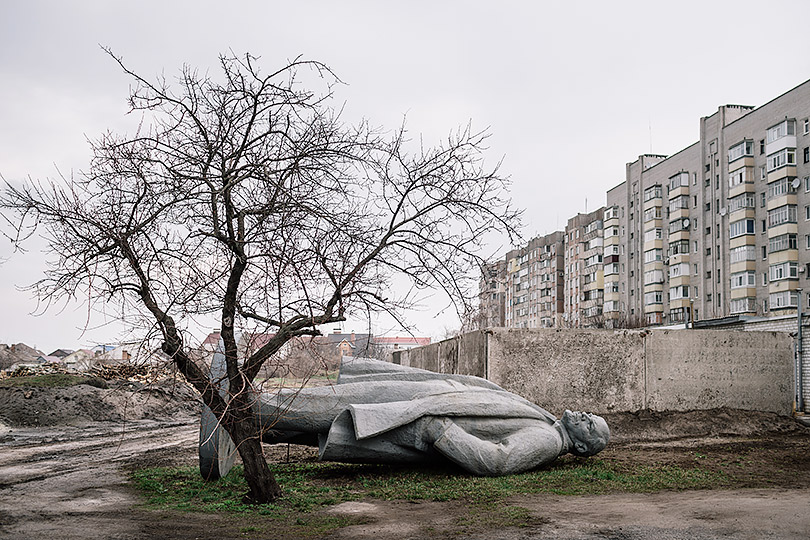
[0, 378, 200, 428]
[602, 407, 804, 443]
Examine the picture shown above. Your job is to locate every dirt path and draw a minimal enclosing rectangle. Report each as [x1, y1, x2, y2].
[0, 419, 197, 539]
[1, 410, 810, 539]
[324, 489, 810, 539]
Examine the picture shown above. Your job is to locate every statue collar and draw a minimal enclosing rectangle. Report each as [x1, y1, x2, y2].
[554, 420, 572, 456]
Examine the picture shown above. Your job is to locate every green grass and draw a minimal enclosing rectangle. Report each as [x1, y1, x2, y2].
[129, 458, 729, 537]
[0, 373, 107, 389]
[131, 457, 728, 513]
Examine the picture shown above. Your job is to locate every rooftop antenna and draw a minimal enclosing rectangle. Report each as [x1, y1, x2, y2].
[649, 118, 653, 153]
[585, 197, 588, 213]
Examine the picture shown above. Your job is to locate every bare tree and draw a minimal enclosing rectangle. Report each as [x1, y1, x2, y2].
[0, 50, 520, 503]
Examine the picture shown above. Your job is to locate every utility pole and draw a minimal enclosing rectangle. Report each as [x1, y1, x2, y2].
[797, 289, 804, 413]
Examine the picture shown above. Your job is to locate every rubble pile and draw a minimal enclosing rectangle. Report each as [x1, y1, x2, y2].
[0, 361, 178, 384]
[0, 363, 72, 379]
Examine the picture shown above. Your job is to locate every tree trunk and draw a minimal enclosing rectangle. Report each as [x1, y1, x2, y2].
[231, 416, 282, 503]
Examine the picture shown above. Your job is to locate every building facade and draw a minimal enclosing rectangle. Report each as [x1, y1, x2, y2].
[606, 79, 810, 326]
[503, 232, 565, 328]
[482, 78, 810, 329]
[563, 209, 605, 327]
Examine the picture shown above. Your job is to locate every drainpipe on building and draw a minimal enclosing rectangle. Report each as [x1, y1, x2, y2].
[797, 288, 805, 414]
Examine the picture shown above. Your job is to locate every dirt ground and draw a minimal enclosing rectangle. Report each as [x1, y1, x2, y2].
[1, 381, 810, 539]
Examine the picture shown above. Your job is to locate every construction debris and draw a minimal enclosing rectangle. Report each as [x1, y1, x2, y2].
[0, 361, 178, 384]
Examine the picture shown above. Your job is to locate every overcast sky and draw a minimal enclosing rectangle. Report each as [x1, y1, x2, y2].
[2, 0, 810, 352]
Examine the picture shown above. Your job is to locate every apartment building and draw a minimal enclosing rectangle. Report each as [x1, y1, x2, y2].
[502, 232, 565, 328]
[481, 78, 810, 329]
[563, 209, 606, 327]
[606, 79, 810, 326]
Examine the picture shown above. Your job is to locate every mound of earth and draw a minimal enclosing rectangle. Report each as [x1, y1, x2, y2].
[0, 378, 200, 428]
[602, 407, 804, 442]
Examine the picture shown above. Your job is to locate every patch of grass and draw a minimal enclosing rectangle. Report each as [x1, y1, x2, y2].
[0, 373, 107, 389]
[130, 456, 729, 537]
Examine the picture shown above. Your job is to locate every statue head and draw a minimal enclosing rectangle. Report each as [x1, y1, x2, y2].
[560, 410, 610, 457]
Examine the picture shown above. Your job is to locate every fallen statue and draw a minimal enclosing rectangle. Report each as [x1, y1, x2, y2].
[199, 356, 609, 479]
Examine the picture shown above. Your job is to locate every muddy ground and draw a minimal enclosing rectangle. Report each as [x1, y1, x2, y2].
[1, 381, 810, 539]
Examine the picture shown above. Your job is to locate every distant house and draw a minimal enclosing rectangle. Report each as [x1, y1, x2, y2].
[371, 336, 431, 351]
[201, 331, 221, 353]
[48, 349, 74, 359]
[36, 355, 62, 364]
[93, 342, 165, 367]
[0, 343, 44, 370]
[62, 349, 96, 371]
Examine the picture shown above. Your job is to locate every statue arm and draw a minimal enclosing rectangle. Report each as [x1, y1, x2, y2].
[427, 418, 561, 476]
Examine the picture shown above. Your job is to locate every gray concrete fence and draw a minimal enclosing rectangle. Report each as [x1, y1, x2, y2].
[392, 328, 795, 416]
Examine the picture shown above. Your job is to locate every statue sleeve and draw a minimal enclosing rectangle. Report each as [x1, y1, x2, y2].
[431, 420, 563, 476]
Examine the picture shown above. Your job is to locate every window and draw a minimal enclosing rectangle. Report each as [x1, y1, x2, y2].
[767, 148, 796, 171]
[669, 285, 689, 300]
[584, 254, 602, 267]
[669, 262, 690, 278]
[761, 166, 767, 180]
[805, 176, 810, 192]
[644, 249, 663, 263]
[604, 206, 619, 220]
[730, 297, 757, 314]
[605, 226, 619, 237]
[767, 177, 797, 200]
[729, 218, 755, 238]
[805, 147, 809, 164]
[769, 291, 798, 308]
[644, 291, 663, 305]
[669, 172, 688, 190]
[728, 140, 753, 163]
[585, 237, 603, 250]
[804, 119, 809, 135]
[644, 269, 664, 285]
[644, 228, 663, 242]
[643, 207, 662, 222]
[768, 205, 797, 228]
[705, 202, 711, 212]
[766, 119, 796, 143]
[604, 263, 619, 275]
[761, 192, 766, 207]
[728, 192, 756, 212]
[584, 220, 602, 233]
[760, 139, 765, 154]
[669, 219, 689, 234]
[669, 195, 689, 213]
[769, 261, 798, 281]
[763, 246, 767, 259]
[730, 245, 756, 263]
[728, 167, 754, 188]
[668, 239, 690, 256]
[768, 234, 797, 253]
[643, 185, 662, 202]
[730, 271, 756, 289]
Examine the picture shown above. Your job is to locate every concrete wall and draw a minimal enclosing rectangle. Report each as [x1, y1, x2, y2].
[393, 328, 794, 415]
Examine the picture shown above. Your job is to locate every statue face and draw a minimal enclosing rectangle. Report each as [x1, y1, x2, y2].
[561, 410, 610, 457]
